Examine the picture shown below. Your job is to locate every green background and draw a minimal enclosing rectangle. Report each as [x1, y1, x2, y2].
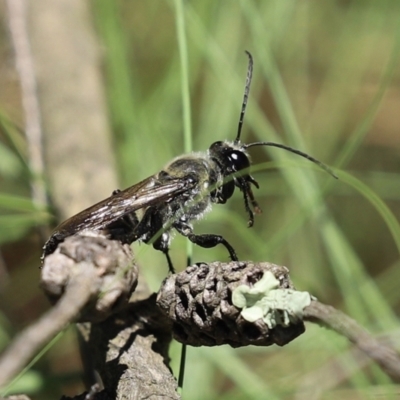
[1, 1, 400, 398]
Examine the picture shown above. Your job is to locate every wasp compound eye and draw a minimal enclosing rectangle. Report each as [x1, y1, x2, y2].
[228, 150, 250, 173]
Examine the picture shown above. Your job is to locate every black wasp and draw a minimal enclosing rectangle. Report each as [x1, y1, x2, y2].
[42, 51, 336, 272]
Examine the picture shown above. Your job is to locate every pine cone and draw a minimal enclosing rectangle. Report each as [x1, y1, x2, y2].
[156, 261, 307, 347]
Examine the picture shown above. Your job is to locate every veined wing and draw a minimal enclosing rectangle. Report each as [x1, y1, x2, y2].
[52, 174, 195, 238]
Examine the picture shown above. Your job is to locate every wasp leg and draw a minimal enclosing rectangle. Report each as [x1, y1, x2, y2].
[163, 250, 176, 274]
[151, 235, 176, 274]
[134, 208, 176, 274]
[175, 222, 238, 261]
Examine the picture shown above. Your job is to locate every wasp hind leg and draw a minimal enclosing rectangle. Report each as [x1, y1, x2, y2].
[163, 250, 176, 274]
[152, 238, 176, 274]
[175, 222, 238, 261]
[135, 208, 177, 274]
[151, 232, 176, 273]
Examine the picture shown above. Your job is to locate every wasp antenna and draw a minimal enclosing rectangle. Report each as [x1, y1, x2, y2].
[245, 141, 338, 179]
[234, 51, 253, 144]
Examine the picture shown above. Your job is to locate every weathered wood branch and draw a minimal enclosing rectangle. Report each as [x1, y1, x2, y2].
[0, 235, 137, 389]
[2, 241, 399, 399]
[303, 300, 400, 382]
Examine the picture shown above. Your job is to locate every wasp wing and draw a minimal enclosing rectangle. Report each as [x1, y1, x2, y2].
[43, 175, 195, 258]
[56, 175, 194, 234]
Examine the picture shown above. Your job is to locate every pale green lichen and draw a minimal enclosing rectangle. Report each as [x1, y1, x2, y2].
[232, 271, 312, 329]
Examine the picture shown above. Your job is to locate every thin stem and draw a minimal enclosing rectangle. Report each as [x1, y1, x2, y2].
[6, 0, 47, 209]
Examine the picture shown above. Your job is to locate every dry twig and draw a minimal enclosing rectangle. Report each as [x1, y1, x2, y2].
[3, 256, 399, 398]
[303, 300, 400, 382]
[0, 235, 136, 389]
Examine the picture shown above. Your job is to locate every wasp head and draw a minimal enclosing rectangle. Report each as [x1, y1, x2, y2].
[206, 51, 336, 228]
[208, 140, 261, 227]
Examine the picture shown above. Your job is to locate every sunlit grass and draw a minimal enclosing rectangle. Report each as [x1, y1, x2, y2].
[1, 0, 400, 398]
[95, 1, 400, 398]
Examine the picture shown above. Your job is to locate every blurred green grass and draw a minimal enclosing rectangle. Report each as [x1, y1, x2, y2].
[1, 0, 400, 398]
